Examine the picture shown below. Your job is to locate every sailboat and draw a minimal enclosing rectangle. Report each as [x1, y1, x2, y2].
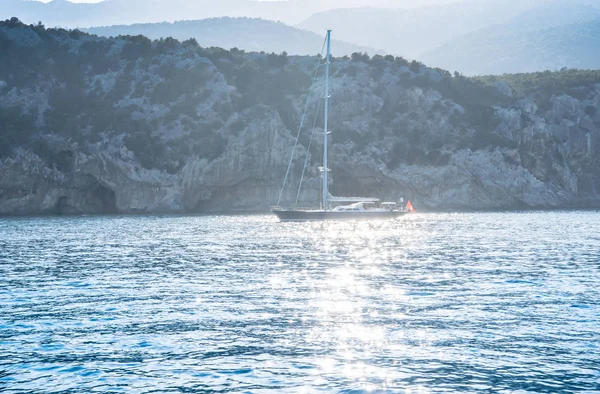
[272, 30, 410, 222]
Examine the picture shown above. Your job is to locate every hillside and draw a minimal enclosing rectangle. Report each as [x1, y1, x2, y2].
[296, 0, 539, 59]
[85, 18, 381, 57]
[422, 20, 600, 76]
[1, 18, 600, 214]
[421, 3, 600, 75]
[299, 0, 600, 74]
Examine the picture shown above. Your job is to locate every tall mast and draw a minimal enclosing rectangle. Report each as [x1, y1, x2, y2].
[322, 29, 331, 211]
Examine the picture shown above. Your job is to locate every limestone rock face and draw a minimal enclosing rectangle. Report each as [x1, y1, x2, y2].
[0, 106, 305, 214]
[0, 150, 117, 214]
[179, 106, 308, 212]
[1, 21, 599, 214]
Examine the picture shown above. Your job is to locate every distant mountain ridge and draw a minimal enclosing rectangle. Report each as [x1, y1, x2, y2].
[1, 0, 457, 27]
[422, 19, 600, 76]
[85, 18, 382, 56]
[296, 0, 540, 59]
[421, 1, 600, 75]
[298, 0, 600, 75]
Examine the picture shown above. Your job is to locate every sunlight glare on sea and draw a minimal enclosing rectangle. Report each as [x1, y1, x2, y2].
[1, 212, 599, 392]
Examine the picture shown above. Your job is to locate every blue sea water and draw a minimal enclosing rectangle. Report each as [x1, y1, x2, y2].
[1, 212, 599, 393]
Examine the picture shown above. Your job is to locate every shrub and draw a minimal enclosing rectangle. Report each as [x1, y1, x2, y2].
[351, 52, 370, 62]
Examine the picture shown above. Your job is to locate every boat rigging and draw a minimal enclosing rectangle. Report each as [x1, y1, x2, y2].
[272, 30, 411, 222]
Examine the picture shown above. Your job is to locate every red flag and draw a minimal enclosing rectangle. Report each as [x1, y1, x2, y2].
[406, 200, 414, 212]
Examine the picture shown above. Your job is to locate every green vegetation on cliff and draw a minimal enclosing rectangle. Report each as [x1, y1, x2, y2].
[1, 18, 600, 213]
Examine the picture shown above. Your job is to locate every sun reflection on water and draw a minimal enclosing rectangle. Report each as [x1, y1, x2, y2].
[269, 218, 442, 391]
[4, 212, 600, 392]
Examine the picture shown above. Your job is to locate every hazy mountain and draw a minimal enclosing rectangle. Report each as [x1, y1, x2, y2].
[422, 20, 600, 75]
[2, 0, 459, 27]
[506, 0, 600, 29]
[296, 0, 540, 59]
[2, 19, 600, 214]
[85, 18, 382, 56]
[421, 2, 600, 75]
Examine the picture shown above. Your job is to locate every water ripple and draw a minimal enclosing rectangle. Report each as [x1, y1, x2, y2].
[1, 212, 600, 392]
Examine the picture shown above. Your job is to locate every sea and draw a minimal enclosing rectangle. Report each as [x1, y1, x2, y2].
[1, 212, 599, 393]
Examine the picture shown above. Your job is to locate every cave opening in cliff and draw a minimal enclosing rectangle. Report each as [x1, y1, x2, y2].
[51, 184, 118, 215]
[54, 196, 69, 215]
[93, 184, 118, 214]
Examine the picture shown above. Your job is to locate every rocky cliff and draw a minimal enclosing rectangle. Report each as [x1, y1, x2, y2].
[1, 18, 599, 214]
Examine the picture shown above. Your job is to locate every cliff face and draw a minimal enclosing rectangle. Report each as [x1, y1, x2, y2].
[1, 19, 599, 214]
[0, 106, 303, 214]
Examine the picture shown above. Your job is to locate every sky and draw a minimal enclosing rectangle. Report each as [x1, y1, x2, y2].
[34, 0, 461, 4]
[36, 0, 103, 2]
[38, 0, 103, 2]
